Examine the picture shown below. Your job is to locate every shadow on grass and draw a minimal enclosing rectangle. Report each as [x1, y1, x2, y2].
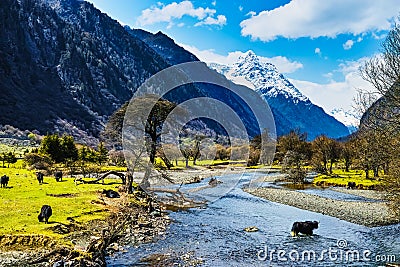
[1, 186, 14, 189]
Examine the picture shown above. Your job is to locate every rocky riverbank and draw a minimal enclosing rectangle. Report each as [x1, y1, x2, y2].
[245, 186, 399, 227]
[330, 187, 385, 200]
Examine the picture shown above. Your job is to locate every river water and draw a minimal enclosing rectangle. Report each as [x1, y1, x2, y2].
[108, 172, 400, 266]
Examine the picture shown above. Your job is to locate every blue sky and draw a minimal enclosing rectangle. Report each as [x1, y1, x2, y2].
[86, 0, 400, 113]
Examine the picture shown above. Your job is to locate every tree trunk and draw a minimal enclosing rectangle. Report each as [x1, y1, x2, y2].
[185, 158, 189, 168]
[160, 155, 173, 169]
[345, 160, 350, 172]
[383, 163, 389, 175]
[140, 165, 152, 190]
[126, 173, 133, 194]
[150, 144, 156, 164]
[373, 167, 379, 178]
[365, 168, 370, 179]
[75, 171, 126, 185]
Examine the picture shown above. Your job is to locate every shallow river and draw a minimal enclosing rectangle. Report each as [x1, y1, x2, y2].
[108, 172, 400, 266]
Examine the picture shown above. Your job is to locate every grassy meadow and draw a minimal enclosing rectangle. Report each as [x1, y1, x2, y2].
[0, 163, 123, 243]
[0, 142, 386, 250]
[313, 169, 382, 188]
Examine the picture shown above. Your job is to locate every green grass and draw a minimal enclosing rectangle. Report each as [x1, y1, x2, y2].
[100, 165, 127, 172]
[0, 166, 121, 241]
[313, 169, 382, 188]
[0, 158, 26, 169]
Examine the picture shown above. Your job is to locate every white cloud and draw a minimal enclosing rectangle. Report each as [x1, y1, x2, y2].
[315, 47, 321, 55]
[211, 1, 216, 6]
[179, 44, 244, 64]
[323, 72, 334, 82]
[239, 6, 243, 12]
[343, 37, 364, 50]
[290, 57, 375, 113]
[371, 32, 387, 39]
[136, 1, 226, 28]
[179, 44, 303, 73]
[343, 40, 354, 50]
[246, 11, 256, 17]
[240, 0, 400, 41]
[195, 15, 226, 27]
[259, 56, 303, 74]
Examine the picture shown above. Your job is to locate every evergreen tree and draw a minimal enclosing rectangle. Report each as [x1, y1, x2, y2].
[6, 152, 17, 167]
[39, 134, 78, 163]
[61, 135, 78, 162]
[39, 134, 64, 163]
[96, 142, 108, 165]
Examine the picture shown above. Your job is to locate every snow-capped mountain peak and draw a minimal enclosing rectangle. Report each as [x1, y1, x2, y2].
[208, 50, 350, 139]
[236, 50, 277, 73]
[209, 50, 309, 103]
[238, 50, 257, 61]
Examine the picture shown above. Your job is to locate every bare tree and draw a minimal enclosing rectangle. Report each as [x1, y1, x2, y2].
[342, 139, 355, 172]
[160, 143, 181, 167]
[358, 22, 400, 219]
[312, 135, 341, 174]
[278, 130, 311, 183]
[179, 136, 201, 167]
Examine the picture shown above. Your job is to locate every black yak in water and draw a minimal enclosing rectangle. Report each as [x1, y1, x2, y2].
[347, 181, 356, 189]
[291, 221, 319, 237]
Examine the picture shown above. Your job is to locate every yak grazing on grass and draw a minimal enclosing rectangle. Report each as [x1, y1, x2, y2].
[36, 172, 44, 184]
[54, 171, 62, 182]
[38, 205, 52, 224]
[1, 175, 9, 188]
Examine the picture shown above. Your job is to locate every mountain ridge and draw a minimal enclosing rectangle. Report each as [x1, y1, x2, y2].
[0, 0, 169, 144]
[209, 51, 350, 139]
[1, 0, 349, 144]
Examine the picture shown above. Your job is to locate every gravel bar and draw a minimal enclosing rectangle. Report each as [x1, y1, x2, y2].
[245, 187, 400, 227]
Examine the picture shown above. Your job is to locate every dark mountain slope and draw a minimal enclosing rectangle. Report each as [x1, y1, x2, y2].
[0, 0, 168, 141]
[124, 27, 199, 65]
[0, 0, 348, 145]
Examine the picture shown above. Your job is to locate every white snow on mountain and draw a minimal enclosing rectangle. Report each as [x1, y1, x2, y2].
[330, 108, 359, 133]
[209, 50, 309, 104]
[208, 50, 351, 138]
